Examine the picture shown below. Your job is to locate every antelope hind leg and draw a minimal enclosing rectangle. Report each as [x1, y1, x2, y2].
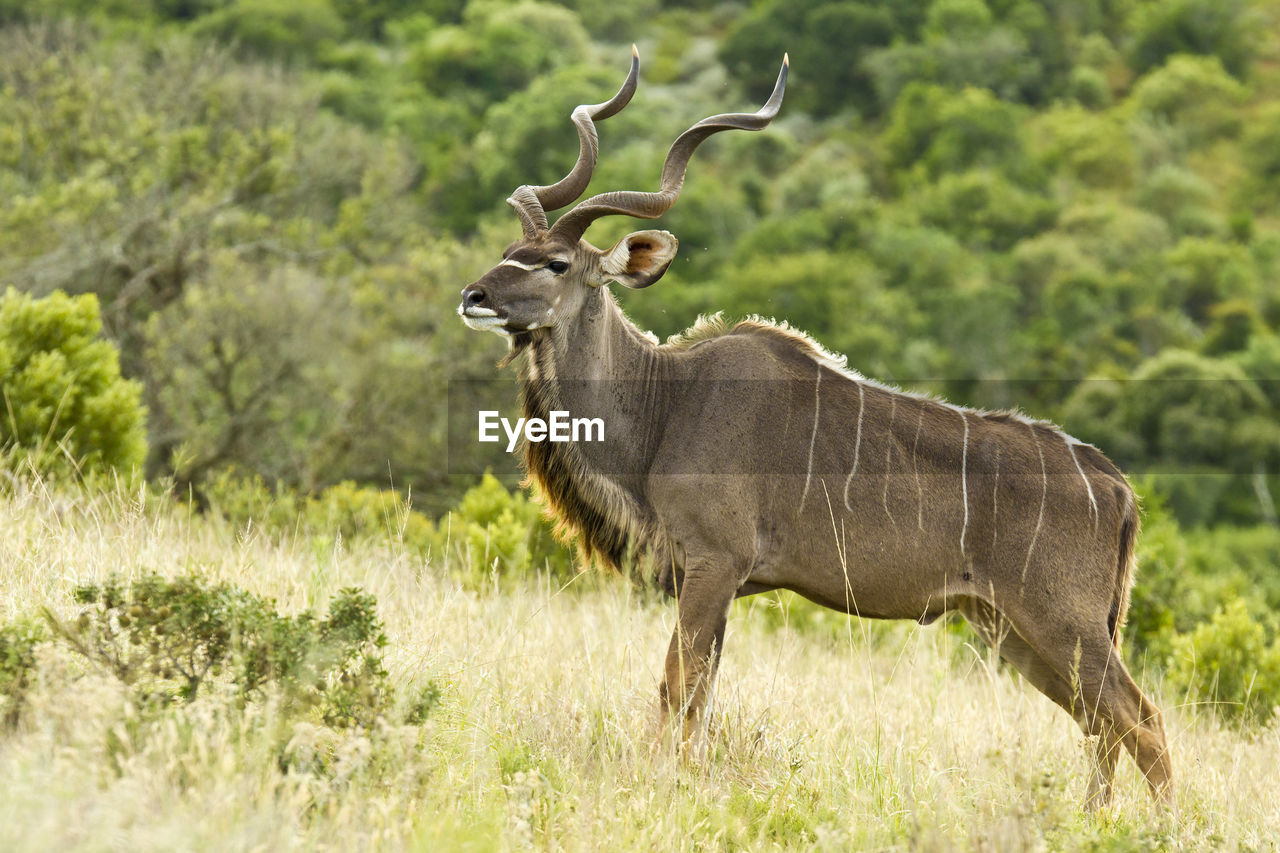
[1089, 645, 1173, 806]
[962, 600, 1171, 809]
[1012, 618, 1173, 808]
[962, 601, 1111, 805]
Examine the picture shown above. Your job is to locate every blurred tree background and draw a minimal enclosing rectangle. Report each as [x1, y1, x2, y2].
[4, 0, 1280, 710]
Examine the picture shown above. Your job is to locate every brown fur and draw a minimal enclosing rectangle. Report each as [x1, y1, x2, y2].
[519, 330, 670, 582]
[459, 71, 1170, 806]
[471, 293, 1171, 810]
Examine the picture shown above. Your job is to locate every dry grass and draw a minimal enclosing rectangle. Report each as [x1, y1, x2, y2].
[1, 478, 1278, 851]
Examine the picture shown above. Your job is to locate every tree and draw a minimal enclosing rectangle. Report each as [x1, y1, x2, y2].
[880, 84, 1032, 184]
[1126, 54, 1248, 148]
[720, 0, 898, 117]
[1128, 0, 1258, 79]
[0, 289, 146, 476]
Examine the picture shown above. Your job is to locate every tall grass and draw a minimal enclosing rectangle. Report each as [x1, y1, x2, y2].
[1, 478, 1277, 850]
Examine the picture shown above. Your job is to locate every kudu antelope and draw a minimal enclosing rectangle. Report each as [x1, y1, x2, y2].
[458, 49, 1171, 809]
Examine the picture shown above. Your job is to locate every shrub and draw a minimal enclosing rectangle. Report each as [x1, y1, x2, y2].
[0, 289, 146, 478]
[50, 574, 392, 727]
[201, 470, 574, 580]
[1137, 165, 1222, 238]
[916, 169, 1058, 250]
[0, 619, 44, 729]
[1238, 104, 1280, 208]
[1068, 66, 1111, 109]
[202, 470, 437, 554]
[1030, 106, 1135, 188]
[442, 472, 573, 580]
[201, 467, 304, 533]
[1166, 599, 1280, 725]
[1062, 349, 1280, 502]
[304, 480, 436, 552]
[719, 0, 896, 118]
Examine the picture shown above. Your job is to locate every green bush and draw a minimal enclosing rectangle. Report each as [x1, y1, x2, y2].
[0, 619, 44, 729]
[201, 468, 304, 533]
[1166, 599, 1280, 726]
[202, 470, 437, 554]
[1062, 349, 1280, 526]
[405, 1, 588, 103]
[1030, 106, 1135, 188]
[1068, 66, 1111, 109]
[50, 574, 392, 728]
[305, 480, 437, 551]
[0, 289, 146, 478]
[202, 470, 574, 580]
[441, 472, 573, 580]
[1239, 104, 1280, 208]
[1125, 485, 1280, 666]
[719, 0, 896, 118]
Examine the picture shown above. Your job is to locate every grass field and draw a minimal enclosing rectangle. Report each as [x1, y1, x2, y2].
[1, 479, 1278, 851]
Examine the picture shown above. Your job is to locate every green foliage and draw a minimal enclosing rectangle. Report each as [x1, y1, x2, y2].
[1166, 599, 1280, 726]
[193, 0, 345, 62]
[1126, 54, 1247, 147]
[1137, 165, 1222, 238]
[1238, 104, 1280, 209]
[915, 170, 1058, 250]
[51, 574, 392, 727]
[202, 469, 438, 552]
[1160, 237, 1258, 324]
[4, 5, 1278, 533]
[864, 16, 1044, 110]
[443, 472, 573, 580]
[1128, 0, 1258, 78]
[0, 618, 44, 729]
[1063, 350, 1280, 524]
[1030, 106, 1136, 187]
[437, 64, 634, 231]
[1068, 65, 1112, 109]
[144, 268, 353, 487]
[881, 84, 1031, 184]
[406, 1, 588, 104]
[720, 0, 896, 117]
[201, 469, 575, 580]
[0, 25, 492, 502]
[5, 0, 1280, 708]
[308, 480, 436, 549]
[701, 251, 925, 381]
[0, 289, 146, 477]
[1126, 483, 1280, 667]
[201, 467, 304, 531]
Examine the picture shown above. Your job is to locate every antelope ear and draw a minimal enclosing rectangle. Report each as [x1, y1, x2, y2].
[599, 230, 678, 289]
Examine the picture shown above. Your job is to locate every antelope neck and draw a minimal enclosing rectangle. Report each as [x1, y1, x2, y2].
[522, 285, 667, 475]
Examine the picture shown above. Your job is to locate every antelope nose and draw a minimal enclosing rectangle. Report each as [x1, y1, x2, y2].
[463, 285, 487, 307]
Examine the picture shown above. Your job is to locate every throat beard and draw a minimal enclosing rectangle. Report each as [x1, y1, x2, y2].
[497, 329, 542, 369]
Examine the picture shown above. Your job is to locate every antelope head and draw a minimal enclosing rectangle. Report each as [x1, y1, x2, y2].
[459, 47, 788, 338]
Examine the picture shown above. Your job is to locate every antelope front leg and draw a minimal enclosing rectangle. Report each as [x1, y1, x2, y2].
[657, 568, 736, 751]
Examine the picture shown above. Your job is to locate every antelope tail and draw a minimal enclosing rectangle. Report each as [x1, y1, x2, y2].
[1110, 489, 1140, 649]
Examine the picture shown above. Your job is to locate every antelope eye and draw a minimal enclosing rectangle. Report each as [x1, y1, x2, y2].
[547, 260, 570, 274]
